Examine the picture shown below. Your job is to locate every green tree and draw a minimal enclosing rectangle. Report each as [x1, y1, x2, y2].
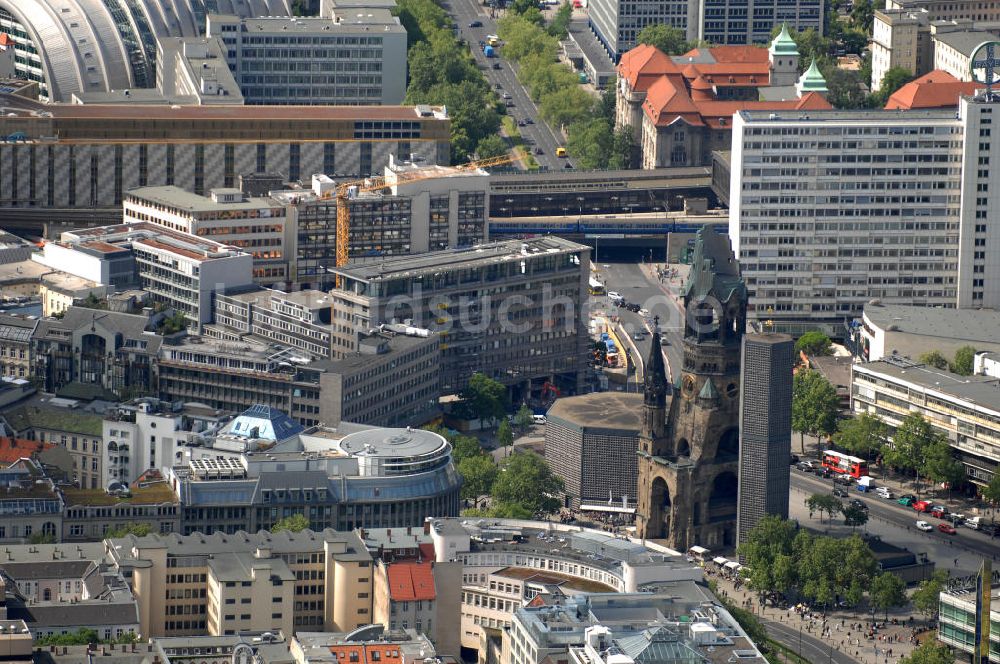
[450, 433, 483, 464]
[982, 472, 1000, 504]
[540, 85, 594, 127]
[873, 66, 913, 105]
[899, 641, 956, 664]
[883, 412, 941, 478]
[842, 503, 869, 530]
[514, 404, 534, 432]
[37, 629, 102, 646]
[805, 493, 843, 522]
[850, 0, 874, 32]
[919, 350, 949, 370]
[871, 572, 908, 620]
[798, 533, 876, 611]
[510, 0, 539, 15]
[476, 134, 509, 159]
[158, 310, 189, 334]
[636, 24, 690, 55]
[547, 1, 573, 38]
[272, 513, 310, 533]
[911, 570, 948, 620]
[599, 78, 617, 123]
[458, 454, 498, 502]
[567, 118, 613, 169]
[611, 125, 634, 170]
[921, 439, 965, 493]
[497, 419, 514, 451]
[105, 522, 152, 538]
[833, 412, 887, 460]
[795, 330, 832, 356]
[824, 65, 869, 109]
[461, 372, 509, 425]
[736, 515, 800, 602]
[488, 501, 535, 519]
[78, 292, 108, 311]
[492, 451, 564, 516]
[791, 369, 840, 453]
[952, 345, 976, 376]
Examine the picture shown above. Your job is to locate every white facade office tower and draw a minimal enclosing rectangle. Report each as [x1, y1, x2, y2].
[729, 94, 1000, 333]
[736, 333, 794, 546]
[589, 0, 822, 61]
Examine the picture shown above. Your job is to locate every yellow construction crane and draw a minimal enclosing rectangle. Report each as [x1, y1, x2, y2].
[333, 154, 516, 269]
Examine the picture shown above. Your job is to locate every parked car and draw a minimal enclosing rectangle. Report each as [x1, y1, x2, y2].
[814, 467, 833, 479]
[947, 513, 966, 526]
[469, 20, 483, 27]
[930, 506, 948, 519]
[532, 414, 547, 425]
[912, 500, 932, 513]
[492, 62, 502, 69]
[875, 486, 894, 499]
[834, 475, 854, 486]
[916, 520, 933, 532]
[938, 523, 957, 535]
[897, 495, 917, 506]
[790, 454, 800, 465]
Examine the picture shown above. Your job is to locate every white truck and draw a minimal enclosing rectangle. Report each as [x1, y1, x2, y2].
[964, 515, 983, 530]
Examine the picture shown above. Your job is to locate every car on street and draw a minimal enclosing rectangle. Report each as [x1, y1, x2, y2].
[532, 414, 547, 425]
[912, 500, 931, 513]
[505, 100, 514, 107]
[492, 62, 501, 69]
[556, 147, 567, 157]
[930, 506, 948, 518]
[875, 486, 894, 499]
[607, 291, 621, 300]
[947, 513, 965, 526]
[814, 467, 833, 478]
[495, 83, 503, 89]
[916, 520, 933, 532]
[849, 498, 868, 511]
[534, 147, 543, 155]
[790, 454, 799, 464]
[833, 487, 848, 498]
[469, 20, 483, 27]
[501, 92, 511, 99]
[897, 495, 917, 506]
[797, 461, 815, 471]
[938, 523, 957, 535]
[834, 475, 854, 486]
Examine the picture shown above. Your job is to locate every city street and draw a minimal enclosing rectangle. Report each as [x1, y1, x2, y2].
[443, 0, 566, 169]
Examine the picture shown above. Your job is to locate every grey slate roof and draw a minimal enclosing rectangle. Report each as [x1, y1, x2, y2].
[0, 560, 95, 581]
[863, 303, 1000, 344]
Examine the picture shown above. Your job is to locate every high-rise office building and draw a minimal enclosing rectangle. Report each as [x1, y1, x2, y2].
[736, 332, 794, 546]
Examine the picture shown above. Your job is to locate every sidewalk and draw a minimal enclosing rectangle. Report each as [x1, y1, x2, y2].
[708, 567, 927, 664]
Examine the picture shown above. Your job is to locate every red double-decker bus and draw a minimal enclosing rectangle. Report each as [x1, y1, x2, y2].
[821, 450, 869, 478]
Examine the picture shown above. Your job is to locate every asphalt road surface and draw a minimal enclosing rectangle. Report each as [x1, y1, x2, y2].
[791, 470, 1000, 576]
[595, 261, 684, 382]
[443, 0, 566, 170]
[761, 620, 857, 664]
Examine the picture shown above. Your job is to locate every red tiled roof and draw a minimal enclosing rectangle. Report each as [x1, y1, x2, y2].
[885, 70, 980, 110]
[643, 76, 705, 127]
[0, 34, 13, 48]
[618, 44, 681, 92]
[696, 93, 831, 128]
[688, 45, 771, 64]
[0, 438, 52, 465]
[387, 561, 436, 601]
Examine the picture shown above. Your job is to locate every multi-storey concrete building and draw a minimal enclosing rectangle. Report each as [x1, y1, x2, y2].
[0, 458, 62, 542]
[205, 12, 406, 106]
[0, 0, 291, 102]
[938, 580, 1000, 660]
[123, 187, 292, 285]
[102, 399, 232, 486]
[61, 473, 181, 541]
[329, 237, 590, 399]
[852, 357, 1000, 487]
[29, 307, 162, 400]
[546, 392, 642, 510]
[106, 529, 374, 638]
[589, 0, 821, 60]
[729, 108, 965, 334]
[37, 222, 254, 331]
[503, 590, 765, 664]
[0, 94, 451, 229]
[3, 398, 105, 490]
[736, 333, 793, 545]
[168, 415, 461, 534]
[856, 302, 1000, 363]
[0, 315, 35, 380]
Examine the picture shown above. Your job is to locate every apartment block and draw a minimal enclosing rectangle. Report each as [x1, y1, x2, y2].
[329, 237, 590, 398]
[102, 399, 232, 486]
[205, 12, 407, 106]
[938, 581, 1000, 659]
[736, 333, 794, 546]
[107, 530, 374, 639]
[729, 107, 967, 334]
[3, 398, 105, 490]
[214, 287, 334, 358]
[852, 358, 1000, 486]
[0, 315, 35, 380]
[0, 458, 62, 543]
[123, 187, 292, 285]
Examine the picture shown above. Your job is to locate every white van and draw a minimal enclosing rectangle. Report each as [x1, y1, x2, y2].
[875, 486, 893, 499]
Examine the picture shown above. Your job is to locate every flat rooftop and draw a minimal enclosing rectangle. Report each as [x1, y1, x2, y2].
[60, 483, 178, 506]
[493, 566, 617, 593]
[0, 95, 447, 122]
[332, 237, 589, 281]
[855, 359, 1000, 415]
[325, 333, 432, 372]
[547, 392, 644, 431]
[244, 13, 402, 28]
[126, 186, 279, 213]
[738, 108, 957, 123]
[864, 303, 1000, 345]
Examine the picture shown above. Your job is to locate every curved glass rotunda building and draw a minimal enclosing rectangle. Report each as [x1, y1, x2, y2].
[0, 0, 290, 100]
